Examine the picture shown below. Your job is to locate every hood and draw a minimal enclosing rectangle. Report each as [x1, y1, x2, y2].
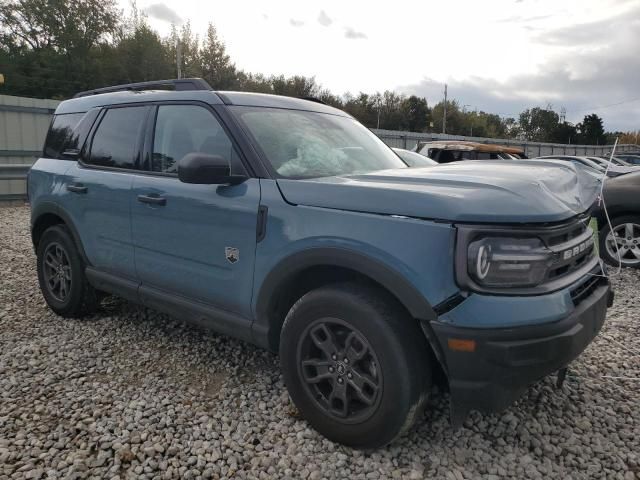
[276, 160, 602, 223]
[608, 165, 640, 174]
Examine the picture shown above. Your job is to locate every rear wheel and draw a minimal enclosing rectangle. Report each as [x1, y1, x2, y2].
[36, 225, 98, 317]
[280, 283, 431, 448]
[599, 215, 640, 268]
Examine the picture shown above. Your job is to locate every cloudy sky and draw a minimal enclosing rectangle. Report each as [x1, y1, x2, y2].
[125, 0, 639, 131]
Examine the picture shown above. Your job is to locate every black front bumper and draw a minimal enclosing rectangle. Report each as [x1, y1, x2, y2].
[431, 277, 613, 425]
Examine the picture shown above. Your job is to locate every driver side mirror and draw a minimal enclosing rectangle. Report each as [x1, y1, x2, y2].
[177, 153, 246, 185]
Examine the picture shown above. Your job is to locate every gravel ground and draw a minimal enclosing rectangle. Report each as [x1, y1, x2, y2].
[1, 205, 638, 480]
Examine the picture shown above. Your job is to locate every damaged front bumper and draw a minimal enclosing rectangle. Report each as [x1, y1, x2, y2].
[429, 274, 613, 426]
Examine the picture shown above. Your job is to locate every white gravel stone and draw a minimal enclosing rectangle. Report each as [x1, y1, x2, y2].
[0, 205, 638, 479]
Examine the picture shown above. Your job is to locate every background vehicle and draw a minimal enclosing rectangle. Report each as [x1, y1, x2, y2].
[392, 147, 437, 167]
[593, 171, 640, 268]
[29, 79, 611, 449]
[591, 156, 632, 167]
[609, 153, 640, 165]
[535, 155, 628, 177]
[586, 156, 640, 174]
[413, 141, 526, 163]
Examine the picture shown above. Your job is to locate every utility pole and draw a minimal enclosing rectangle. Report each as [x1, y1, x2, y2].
[442, 84, 447, 134]
[176, 40, 182, 79]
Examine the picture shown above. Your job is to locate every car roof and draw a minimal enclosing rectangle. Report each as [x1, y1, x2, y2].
[416, 140, 524, 154]
[55, 88, 351, 117]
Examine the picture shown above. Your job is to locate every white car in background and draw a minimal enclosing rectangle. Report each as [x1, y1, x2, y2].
[392, 148, 437, 167]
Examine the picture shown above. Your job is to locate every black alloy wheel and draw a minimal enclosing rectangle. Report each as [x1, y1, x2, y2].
[280, 283, 432, 449]
[297, 318, 382, 423]
[36, 224, 98, 317]
[42, 242, 72, 302]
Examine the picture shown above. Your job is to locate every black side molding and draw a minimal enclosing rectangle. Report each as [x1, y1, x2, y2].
[433, 292, 467, 316]
[256, 205, 268, 242]
[84, 267, 256, 346]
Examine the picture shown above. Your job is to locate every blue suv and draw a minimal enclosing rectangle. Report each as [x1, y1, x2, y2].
[29, 79, 613, 448]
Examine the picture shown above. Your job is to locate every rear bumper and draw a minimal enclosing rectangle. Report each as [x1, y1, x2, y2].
[430, 277, 612, 424]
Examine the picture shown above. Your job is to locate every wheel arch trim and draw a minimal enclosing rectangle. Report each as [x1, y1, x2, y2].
[31, 202, 90, 266]
[252, 247, 439, 349]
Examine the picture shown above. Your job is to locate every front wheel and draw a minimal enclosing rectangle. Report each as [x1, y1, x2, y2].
[36, 225, 98, 317]
[280, 283, 431, 449]
[599, 215, 640, 268]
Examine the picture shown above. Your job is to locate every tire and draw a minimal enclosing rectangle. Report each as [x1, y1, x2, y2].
[36, 224, 98, 317]
[280, 283, 431, 449]
[599, 215, 640, 269]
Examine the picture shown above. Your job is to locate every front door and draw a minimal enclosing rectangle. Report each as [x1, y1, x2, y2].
[130, 104, 260, 318]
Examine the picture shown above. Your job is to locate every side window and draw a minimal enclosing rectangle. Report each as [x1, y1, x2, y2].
[151, 105, 239, 174]
[87, 107, 147, 169]
[43, 113, 85, 159]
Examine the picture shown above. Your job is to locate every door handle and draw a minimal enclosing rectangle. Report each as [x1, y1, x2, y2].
[66, 183, 88, 194]
[137, 194, 166, 206]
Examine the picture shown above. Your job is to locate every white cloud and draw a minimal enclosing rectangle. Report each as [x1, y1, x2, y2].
[144, 3, 182, 25]
[344, 27, 367, 39]
[318, 10, 332, 27]
[130, 0, 639, 130]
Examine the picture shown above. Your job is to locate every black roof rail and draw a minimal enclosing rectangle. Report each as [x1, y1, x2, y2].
[302, 96, 328, 105]
[72, 78, 212, 98]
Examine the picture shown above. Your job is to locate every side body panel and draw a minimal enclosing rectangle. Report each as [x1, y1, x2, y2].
[251, 179, 458, 344]
[131, 175, 261, 318]
[60, 162, 135, 278]
[28, 158, 75, 220]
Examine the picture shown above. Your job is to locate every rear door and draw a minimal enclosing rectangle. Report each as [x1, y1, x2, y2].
[130, 103, 260, 318]
[64, 105, 150, 279]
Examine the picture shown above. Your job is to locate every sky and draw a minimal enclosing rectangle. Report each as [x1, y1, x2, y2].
[124, 0, 639, 131]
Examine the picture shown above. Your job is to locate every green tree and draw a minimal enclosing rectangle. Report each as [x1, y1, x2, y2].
[111, 22, 174, 84]
[399, 95, 429, 132]
[577, 113, 606, 145]
[271, 75, 320, 98]
[431, 100, 465, 135]
[200, 23, 237, 90]
[0, 0, 119, 97]
[518, 106, 560, 142]
[550, 121, 578, 144]
[165, 22, 201, 79]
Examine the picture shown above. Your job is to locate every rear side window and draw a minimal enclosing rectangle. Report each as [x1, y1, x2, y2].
[87, 107, 147, 169]
[43, 113, 85, 158]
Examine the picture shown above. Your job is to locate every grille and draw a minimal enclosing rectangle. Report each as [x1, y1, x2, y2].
[570, 274, 604, 306]
[539, 217, 597, 283]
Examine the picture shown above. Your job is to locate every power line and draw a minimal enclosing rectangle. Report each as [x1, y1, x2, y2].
[489, 96, 640, 119]
[568, 97, 640, 114]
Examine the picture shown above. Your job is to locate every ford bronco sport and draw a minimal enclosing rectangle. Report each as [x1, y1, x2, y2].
[29, 78, 612, 449]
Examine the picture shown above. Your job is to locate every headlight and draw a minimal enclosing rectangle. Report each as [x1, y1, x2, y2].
[467, 237, 553, 287]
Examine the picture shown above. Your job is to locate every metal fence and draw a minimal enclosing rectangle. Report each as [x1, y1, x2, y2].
[372, 129, 638, 157]
[0, 94, 638, 202]
[0, 95, 59, 201]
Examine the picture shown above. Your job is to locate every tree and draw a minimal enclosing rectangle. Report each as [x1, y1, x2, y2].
[200, 23, 237, 90]
[111, 22, 174, 84]
[431, 100, 465, 135]
[577, 114, 607, 145]
[518, 106, 560, 142]
[550, 121, 578, 144]
[0, 0, 119, 97]
[165, 22, 201, 79]
[399, 95, 429, 132]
